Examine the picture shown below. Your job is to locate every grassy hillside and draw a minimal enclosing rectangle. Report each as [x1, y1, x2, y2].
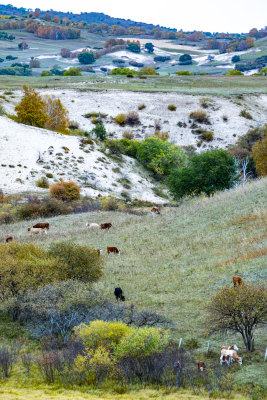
[0, 178, 266, 394]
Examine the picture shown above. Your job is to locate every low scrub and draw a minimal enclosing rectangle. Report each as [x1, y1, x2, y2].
[114, 113, 127, 125]
[35, 177, 49, 188]
[168, 104, 176, 111]
[49, 180, 80, 201]
[189, 110, 210, 124]
[240, 109, 252, 120]
[201, 131, 214, 141]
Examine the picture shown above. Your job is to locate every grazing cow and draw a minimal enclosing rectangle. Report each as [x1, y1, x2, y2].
[114, 287, 125, 301]
[100, 222, 112, 230]
[94, 249, 101, 256]
[107, 246, 120, 255]
[6, 236, 13, 243]
[220, 353, 232, 366]
[86, 223, 100, 229]
[220, 349, 242, 366]
[151, 207, 160, 215]
[233, 276, 244, 287]
[221, 345, 238, 352]
[33, 222, 49, 230]
[197, 361, 206, 372]
[28, 227, 47, 235]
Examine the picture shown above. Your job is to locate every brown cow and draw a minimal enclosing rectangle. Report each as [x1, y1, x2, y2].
[6, 236, 13, 243]
[33, 222, 49, 230]
[197, 361, 206, 372]
[151, 207, 160, 215]
[101, 222, 112, 230]
[233, 276, 244, 287]
[107, 246, 120, 255]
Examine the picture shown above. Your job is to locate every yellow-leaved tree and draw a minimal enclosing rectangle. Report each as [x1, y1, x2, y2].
[14, 87, 69, 134]
[15, 86, 48, 128]
[252, 135, 267, 176]
[44, 95, 70, 134]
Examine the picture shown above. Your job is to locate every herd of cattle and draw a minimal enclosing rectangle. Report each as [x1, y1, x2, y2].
[4, 205, 244, 367]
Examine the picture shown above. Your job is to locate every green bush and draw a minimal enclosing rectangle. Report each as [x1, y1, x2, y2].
[202, 131, 214, 141]
[139, 67, 156, 75]
[35, 177, 49, 188]
[114, 326, 170, 359]
[78, 52, 95, 65]
[63, 67, 82, 76]
[240, 109, 253, 119]
[0, 103, 6, 116]
[48, 241, 103, 283]
[41, 70, 52, 77]
[110, 68, 137, 76]
[91, 124, 107, 141]
[232, 55, 240, 63]
[226, 69, 244, 76]
[0, 242, 66, 299]
[179, 54, 192, 65]
[137, 137, 188, 176]
[126, 43, 140, 53]
[168, 149, 238, 199]
[76, 320, 128, 350]
[168, 104, 176, 111]
[176, 71, 192, 75]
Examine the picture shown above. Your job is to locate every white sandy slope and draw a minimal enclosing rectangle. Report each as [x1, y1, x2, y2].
[2, 89, 267, 197]
[7, 89, 264, 149]
[0, 116, 161, 201]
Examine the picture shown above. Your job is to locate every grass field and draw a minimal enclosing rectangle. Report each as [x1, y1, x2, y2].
[0, 74, 267, 95]
[0, 178, 266, 395]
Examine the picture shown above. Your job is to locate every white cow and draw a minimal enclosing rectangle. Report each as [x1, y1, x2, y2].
[220, 349, 242, 366]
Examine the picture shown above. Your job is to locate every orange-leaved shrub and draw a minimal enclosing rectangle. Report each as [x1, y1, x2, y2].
[49, 180, 80, 201]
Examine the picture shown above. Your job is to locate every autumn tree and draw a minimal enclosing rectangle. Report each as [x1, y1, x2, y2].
[15, 86, 48, 128]
[206, 283, 267, 352]
[43, 13, 52, 21]
[44, 95, 70, 134]
[60, 48, 71, 58]
[52, 16, 60, 24]
[252, 134, 267, 176]
[34, 9, 40, 18]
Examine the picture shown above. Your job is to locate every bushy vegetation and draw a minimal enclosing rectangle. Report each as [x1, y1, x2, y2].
[49, 180, 80, 201]
[35, 176, 49, 188]
[207, 283, 267, 351]
[78, 51, 95, 65]
[168, 149, 238, 199]
[13, 87, 69, 133]
[168, 104, 176, 111]
[252, 134, 267, 176]
[14, 86, 48, 128]
[105, 137, 188, 177]
[91, 123, 107, 141]
[110, 67, 137, 76]
[240, 109, 252, 119]
[179, 54, 192, 65]
[63, 67, 82, 76]
[114, 113, 127, 125]
[189, 110, 210, 124]
[226, 69, 244, 76]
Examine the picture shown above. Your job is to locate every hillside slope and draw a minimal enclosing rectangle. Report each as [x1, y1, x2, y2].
[0, 178, 266, 389]
[0, 116, 161, 201]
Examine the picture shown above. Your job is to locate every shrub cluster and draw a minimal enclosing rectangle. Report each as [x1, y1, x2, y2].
[0, 242, 103, 301]
[14, 87, 69, 133]
[105, 137, 188, 177]
[49, 180, 80, 201]
[189, 110, 210, 124]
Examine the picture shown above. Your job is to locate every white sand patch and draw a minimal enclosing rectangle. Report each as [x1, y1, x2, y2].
[244, 69, 259, 76]
[3, 89, 267, 196]
[195, 48, 261, 66]
[0, 116, 161, 201]
[216, 64, 235, 69]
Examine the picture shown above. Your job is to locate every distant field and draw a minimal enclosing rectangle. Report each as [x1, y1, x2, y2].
[0, 74, 267, 95]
